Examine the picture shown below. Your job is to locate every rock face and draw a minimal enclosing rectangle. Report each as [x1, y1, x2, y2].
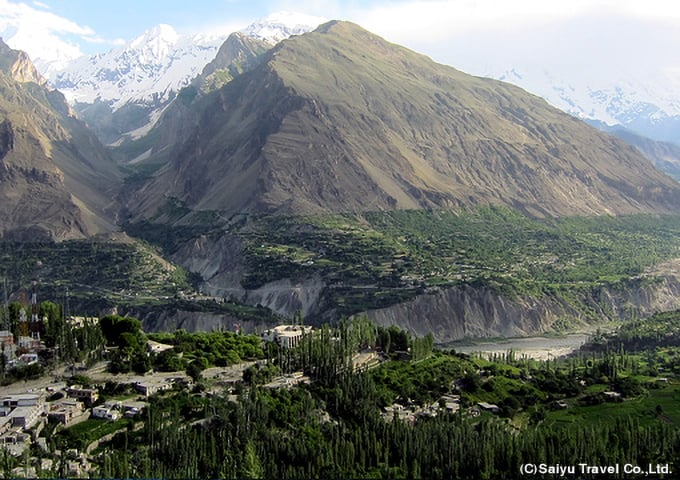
[128, 267, 680, 342]
[171, 233, 328, 318]
[0, 40, 121, 240]
[366, 276, 680, 343]
[0, 40, 47, 86]
[150, 228, 680, 341]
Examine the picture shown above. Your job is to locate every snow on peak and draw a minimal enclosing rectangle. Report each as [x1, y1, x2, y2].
[129, 24, 180, 56]
[241, 11, 327, 45]
[487, 65, 680, 143]
[47, 12, 326, 110]
[48, 25, 227, 108]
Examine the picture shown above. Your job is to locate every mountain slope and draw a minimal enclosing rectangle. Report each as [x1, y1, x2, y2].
[606, 126, 680, 181]
[50, 24, 225, 109]
[126, 21, 680, 221]
[0, 40, 120, 240]
[47, 25, 225, 146]
[196, 32, 271, 93]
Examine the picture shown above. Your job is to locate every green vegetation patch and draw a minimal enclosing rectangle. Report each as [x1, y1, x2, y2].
[0, 239, 193, 315]
[237, 208, 680, 318]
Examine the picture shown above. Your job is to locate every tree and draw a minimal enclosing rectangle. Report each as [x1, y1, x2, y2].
[154, 349, 185, 372]
[100, 315, 143, 347]
[187, 357, 208, 382]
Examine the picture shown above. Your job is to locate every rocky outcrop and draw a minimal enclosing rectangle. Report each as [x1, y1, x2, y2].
[132, 308, 276, 335]
[366, 276, 680, 343]
[172, 232, 328, 318]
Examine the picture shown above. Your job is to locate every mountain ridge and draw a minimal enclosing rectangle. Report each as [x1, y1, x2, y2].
[0, 39, 121, 240]
[45, 14, 324, 147]
[125, 21, 680, 222]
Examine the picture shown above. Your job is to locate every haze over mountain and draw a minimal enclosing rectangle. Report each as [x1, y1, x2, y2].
[0, 39, 120, 240]
[490, 66, 680, 146]
[594, 122, 680, 181]
[124, 21, 680, 223]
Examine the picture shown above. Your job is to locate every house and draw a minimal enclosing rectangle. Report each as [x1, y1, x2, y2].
[122, 401, 147, 418]
[0, 416, 12, 436]
[15, 353, 39, 366]
[0, 330, 13, 345]
[0, 331, 14, 359]
[8, 405, 43, 430]
[67, 386, 99, 406]
[135, 380, 172, 397]
[47, 399, 85, 425]
[1, 393, 44, 416]
[261, 325, 313, 349]
[438, 395, 461, 413]
[16, 336, 41, 352]
[1, 430, 30, 457]
[92, 404, 120, 421]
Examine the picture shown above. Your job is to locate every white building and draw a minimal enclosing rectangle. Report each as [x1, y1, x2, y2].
[135, 380, 172, 397]
[8, 405, 43, 429]
[261, 325, 313, 349]
[1, 393, 45, 431]
[1, 393, 44, 416]
[92, 405, 120, 421]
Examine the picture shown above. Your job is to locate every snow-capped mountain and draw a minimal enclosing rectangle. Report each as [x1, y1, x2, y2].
[488, 66, 680, 145]
[241, 11, 327, 45]
[48, 24, 226, 109]
[46, 13, 326, 112]
[41, 13, 325, 146]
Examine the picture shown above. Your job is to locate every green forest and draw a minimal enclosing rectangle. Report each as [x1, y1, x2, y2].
[3, 313, 675, 479]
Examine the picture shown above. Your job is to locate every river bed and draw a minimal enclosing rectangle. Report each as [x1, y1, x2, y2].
[444, 333, 592, 360]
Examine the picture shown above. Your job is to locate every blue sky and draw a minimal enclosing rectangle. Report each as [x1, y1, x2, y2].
[0, 0, 678, 89]
[31, 0, 271, 45]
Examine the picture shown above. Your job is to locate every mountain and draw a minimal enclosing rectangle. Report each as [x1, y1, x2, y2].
[0, 39, 120, 240]
[241, 11, 327, 45]
[46, 25, 226, 145]
[46, 13, 326, 147]
[593, 122, 680, 181]
[49, 24, 224, 109]
[124, 21, 680, 222]
[195, 32, 271, 94]
[490, 67, 680, 146]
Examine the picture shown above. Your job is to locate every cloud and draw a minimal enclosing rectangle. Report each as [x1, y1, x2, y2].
[192, 19, 250, 38]
[0, 0, 92, 64]
[278, 0, 677, 86]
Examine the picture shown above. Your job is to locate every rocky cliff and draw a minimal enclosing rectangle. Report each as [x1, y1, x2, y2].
[367, 276, 680, 343]
[152, 229, 680, 342]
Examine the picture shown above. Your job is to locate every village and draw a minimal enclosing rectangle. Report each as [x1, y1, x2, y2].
[0, 310, 516, 478]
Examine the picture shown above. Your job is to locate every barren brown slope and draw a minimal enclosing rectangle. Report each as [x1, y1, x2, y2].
[0, 40, 121, 240]
[127, 21, 680, 221]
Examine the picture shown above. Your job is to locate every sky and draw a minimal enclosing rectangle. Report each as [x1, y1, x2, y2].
[0, 0, 678, 87]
